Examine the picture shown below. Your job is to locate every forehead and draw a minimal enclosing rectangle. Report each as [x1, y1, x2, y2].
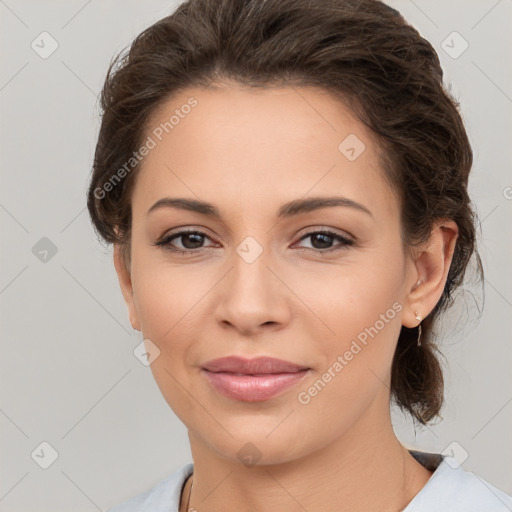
[132, 84, 397, 222]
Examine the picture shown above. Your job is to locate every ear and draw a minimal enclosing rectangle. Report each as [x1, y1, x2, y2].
[113, 244, 141, 332]
[402, 219, 459, 329]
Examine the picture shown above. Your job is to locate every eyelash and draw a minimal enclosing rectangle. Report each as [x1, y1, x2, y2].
[153, 228, 354, 255]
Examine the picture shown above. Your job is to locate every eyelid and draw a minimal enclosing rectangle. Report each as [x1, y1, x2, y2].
[292, 229, 354, 253]
[157, 225, 354, 242]
[155, 227, 218, 249]
[296, 225, 354, 242]
[154, 225, 355, 254]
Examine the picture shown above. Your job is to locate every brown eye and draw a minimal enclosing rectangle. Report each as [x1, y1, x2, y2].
[154, 229, 215, 253]
[295, 230, 354, 253]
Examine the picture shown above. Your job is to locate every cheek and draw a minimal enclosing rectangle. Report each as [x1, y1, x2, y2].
[291, 253, 404, 397]
[292, 280, 403, 442]
[131, 261, 206, 419]
[131, 251, 212, 339]
[288, 249, 404, 341]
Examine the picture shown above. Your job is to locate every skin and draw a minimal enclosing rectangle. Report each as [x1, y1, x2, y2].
[113, 83, 458, 512]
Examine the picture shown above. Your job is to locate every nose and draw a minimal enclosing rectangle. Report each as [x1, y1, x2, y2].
[212, 244, 291, 336]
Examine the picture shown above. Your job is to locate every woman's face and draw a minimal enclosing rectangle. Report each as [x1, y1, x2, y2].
[115, 84, 426, 464]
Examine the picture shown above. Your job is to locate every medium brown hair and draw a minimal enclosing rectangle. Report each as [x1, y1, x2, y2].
[87, 0, 484, 425]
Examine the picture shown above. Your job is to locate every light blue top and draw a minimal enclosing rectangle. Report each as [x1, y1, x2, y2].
[107, 450, 512, 511]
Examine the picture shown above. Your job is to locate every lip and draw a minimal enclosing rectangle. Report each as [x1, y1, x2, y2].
[201, 356, 311, 402]
[202, 356, 309, 374]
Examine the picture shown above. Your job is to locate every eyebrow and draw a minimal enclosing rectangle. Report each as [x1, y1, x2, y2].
[147, 196, 373, 219]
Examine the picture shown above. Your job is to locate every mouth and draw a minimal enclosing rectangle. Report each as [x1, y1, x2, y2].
[200, 355, 311, 401]
[201, 355, 310, 374]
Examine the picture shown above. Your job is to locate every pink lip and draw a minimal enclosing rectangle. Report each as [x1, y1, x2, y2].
[202, 355, 309, 374]
[201, 356, 311, 402]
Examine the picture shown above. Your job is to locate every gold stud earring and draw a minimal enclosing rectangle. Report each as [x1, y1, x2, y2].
[414, 311, 422, 347]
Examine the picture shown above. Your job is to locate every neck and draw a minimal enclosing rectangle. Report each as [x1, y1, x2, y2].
[182, 398, 433, 512]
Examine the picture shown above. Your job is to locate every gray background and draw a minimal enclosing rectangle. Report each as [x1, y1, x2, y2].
[0, 0, 511, 510]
